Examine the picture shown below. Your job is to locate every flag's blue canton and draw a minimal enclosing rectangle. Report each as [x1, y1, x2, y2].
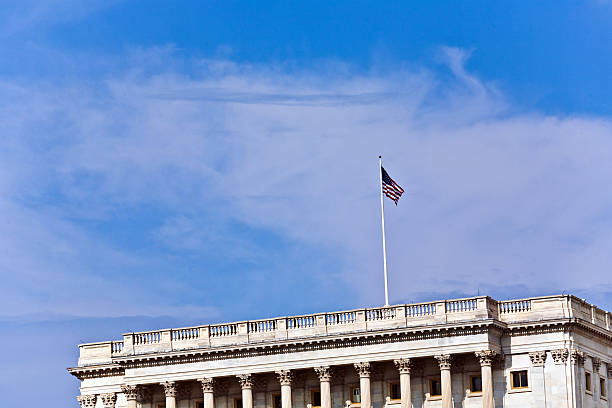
[381, 166, 404, 205]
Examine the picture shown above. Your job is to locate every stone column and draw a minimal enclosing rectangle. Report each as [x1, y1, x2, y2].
[238, 374, 254, 408]
[354, 362, 372, 408]
[435, 355, 452, 408]
[607, 364, 612, 408]
[163, 381, 178, 408]
[551, 348, 570, 407]
[393, 359, 412, 408]
[200, 378, 215, 408]
[315, 366, 332, 408]
[276, 370, 293, 408]
[475, 351, 496, 408]
[593, 358, 602, 400]
[77, 395, 97, 408]
[529, 351, 548, 407]
[122, 385, 139, 408]
[100, 393, 117, 408]
[571, 350, 584, 408]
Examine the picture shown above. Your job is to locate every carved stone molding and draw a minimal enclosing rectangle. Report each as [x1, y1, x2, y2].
[276, 370, 293, 386]
[435, 354, 452, 371]
[394, 358, 413, 374]
[607, 363, 612, 379]
[238, 374, 253, 389]
[314, 366, 332, 382]
[570, 349, 585, 366]
[551, 349, 569, 365]
[100, 393, 117, 408]
[121, 385, 139, 401]
[475, 350, 497, 367]
[529, 351, 547, 367]
[77, 395, 97, 408]
[592, 357, 601, 373]
[354, 362, 371, 378]
[200, 378, 215, 393]
[163, 381, 177, 397]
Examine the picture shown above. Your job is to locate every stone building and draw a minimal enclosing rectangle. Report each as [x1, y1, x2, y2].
[69, 295, 612, 408]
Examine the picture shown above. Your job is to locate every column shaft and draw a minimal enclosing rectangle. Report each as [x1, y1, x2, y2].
[242, 388, 253, 408]
[359, 376, 371, 408]
[435, 355, 452, 408]
[128, 400, 137, 408]
[204, 391, 215, 408]
[321, 380, 331, 408]
[481, 364, 494, 408]
[281, 384, 292, 408]
[399, 372, 411, 408]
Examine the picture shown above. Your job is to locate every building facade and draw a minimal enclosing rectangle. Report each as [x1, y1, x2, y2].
[69, 295, 612, 408]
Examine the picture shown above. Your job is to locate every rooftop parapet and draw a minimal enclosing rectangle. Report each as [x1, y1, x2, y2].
[76, 294, 611, 367]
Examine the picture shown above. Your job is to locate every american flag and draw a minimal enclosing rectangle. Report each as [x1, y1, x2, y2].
[381, 166, 404, 205]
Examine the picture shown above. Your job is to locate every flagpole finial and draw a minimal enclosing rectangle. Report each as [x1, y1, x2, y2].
[378, 155, 382, 158]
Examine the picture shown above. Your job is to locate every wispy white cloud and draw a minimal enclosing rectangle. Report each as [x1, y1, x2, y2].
[2, 47, 612, 322]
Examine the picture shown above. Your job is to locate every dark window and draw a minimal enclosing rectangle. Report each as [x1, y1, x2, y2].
[235, 399, 243, 408]
[351, 387, 360, 403]
[196, 403, 204, 408]
[312, 390, 321, 407]
[390, 383, 401, 400]
[470, 375, 482, 393]
[511, 370, 529, 389]
[585, 373, 592, 392]
[273, 395, 282, 408]
[430, 379, 442, 396]
[601, 378, 607, 398]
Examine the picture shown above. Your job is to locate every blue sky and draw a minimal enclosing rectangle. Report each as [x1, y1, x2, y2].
[1, 1, 612, 406]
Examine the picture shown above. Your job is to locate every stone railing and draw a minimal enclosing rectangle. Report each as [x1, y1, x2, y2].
[76, 294, 610, 366]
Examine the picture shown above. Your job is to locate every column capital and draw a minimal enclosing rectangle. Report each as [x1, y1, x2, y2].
[77, 395, 97, 408]
[393, 358, 413, 374]
[276, 370, 293, 386]
[592, 357, 601, 373]
[354, 362, 371, 378]
[121, 385, 140, 401]
[315, 366, 332, 382]
[529, 351, 547, 367]
[551, 348, 569, 365]
[475, 350, 497, 367]
[100, 393, 117, 408]
[435, 354, 452, 371]
[570, 349, 584, 366]
[199, 378, 215, 393]
[237, 374, 253, 389]
[607, 363, 612, 378]
[163, 381, 177, 397]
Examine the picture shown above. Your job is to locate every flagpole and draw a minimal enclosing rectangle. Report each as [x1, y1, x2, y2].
[379, 155, 390, 306]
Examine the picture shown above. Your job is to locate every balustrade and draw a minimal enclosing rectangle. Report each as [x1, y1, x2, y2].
[111, 341, 124, 354]
[134, 331, 161, 345]
[172, 327, 199, 341]
[366, 307, 395, 321]
[210, 324, 238, 337]
[287, 315, 316, 329]
[326, 312, 355, 325]
[498, 299, 531, 314]
[445, 298, 477, 313]
[248, 320, 277, 333]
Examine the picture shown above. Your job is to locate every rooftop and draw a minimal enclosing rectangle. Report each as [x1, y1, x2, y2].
[73, 294, 611, 370]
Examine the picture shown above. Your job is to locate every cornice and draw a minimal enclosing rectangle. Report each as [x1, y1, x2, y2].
[67, 364, 125, 380]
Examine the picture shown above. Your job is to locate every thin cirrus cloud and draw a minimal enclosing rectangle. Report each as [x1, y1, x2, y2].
[1, 47, 612, 327]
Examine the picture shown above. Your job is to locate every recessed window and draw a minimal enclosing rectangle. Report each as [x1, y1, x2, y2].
[601, 378, 607, 398]
[470, 375, 482, 393]
[235, 398, 243, 408]
[585, 372, 592, 392]
[351, 387, 361, 403]
[273, 395, 282, 408]
[390, 383, 401, 400]
[311, 390, 321, 408]
[196, 403, 204, 408]
[511, 370, 529, 389]
[430, 379, 442, 397]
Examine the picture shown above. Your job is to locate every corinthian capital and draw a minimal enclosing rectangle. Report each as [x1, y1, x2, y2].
[354, 362, 371, 378]
[237, 374, 253, 389]
[276, 370, 293, 386]
[592, 357, 601, 372]
[314, 366, 332, 381]
[163, 381, 177, 397]
[393, 358, 413, 374]
[100, 393, 117, 408]
[529, 351, 547, 367]
[475, 350, 497, 367]
[435, 354, 452, 370]
[199, 378, 215, 393]
[570, 349, 584, 366]
[77, 395, 97, 408]
[551, 349, 569, 365]
[121, 385, 139, 401]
